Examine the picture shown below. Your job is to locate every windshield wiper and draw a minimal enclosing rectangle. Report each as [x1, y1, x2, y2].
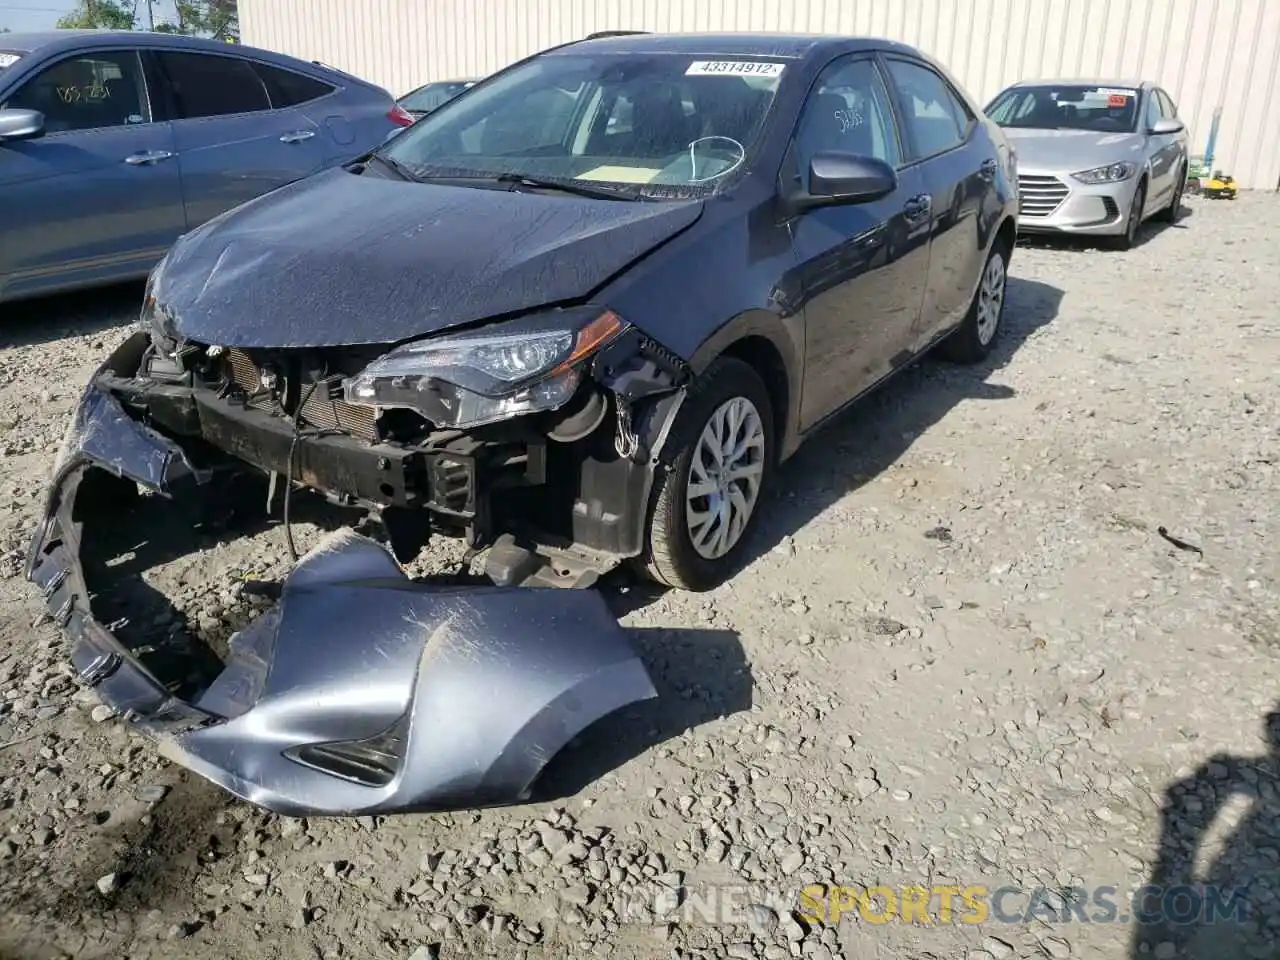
[491, 173, 639, 201]
[366, 152, 423, 183]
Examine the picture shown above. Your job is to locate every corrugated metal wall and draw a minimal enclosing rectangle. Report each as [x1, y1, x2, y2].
[241, 0, 1280, 190]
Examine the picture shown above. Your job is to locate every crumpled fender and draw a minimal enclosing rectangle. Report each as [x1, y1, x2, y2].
[28, 378, 658, 817]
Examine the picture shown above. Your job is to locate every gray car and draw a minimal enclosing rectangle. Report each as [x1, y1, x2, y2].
[984, 78, 1189, 249]
[0, 31, 408, 303]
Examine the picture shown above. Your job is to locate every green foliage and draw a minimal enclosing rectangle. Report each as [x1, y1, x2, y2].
[57, 0, 137, 30]
[156, 0, 240, 40]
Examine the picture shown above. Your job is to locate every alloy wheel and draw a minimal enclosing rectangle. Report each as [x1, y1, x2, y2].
[975, 252, 1006, 346]
[685, 396, 766, 560]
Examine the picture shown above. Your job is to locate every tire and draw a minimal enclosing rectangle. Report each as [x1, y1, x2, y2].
[1158, 163, 1185, 223]
[938, 239, 1010, 365]
[639, 356, 775, 591]
[1111, 180, 1146, 250]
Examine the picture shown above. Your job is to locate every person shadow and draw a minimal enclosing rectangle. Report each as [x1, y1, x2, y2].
[1130, 708, 1280, 959]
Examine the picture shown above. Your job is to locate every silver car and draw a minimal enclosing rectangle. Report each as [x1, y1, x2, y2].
[0, 30, 409, 303]
[985, 78, 1189, 249]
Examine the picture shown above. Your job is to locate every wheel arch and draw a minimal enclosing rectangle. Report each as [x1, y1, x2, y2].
[686, 310, 804, 462]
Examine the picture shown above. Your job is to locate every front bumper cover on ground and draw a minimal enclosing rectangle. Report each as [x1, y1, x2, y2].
[26, 381, 657, 816]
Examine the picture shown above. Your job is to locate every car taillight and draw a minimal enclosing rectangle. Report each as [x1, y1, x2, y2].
[388, 104, 415, 127]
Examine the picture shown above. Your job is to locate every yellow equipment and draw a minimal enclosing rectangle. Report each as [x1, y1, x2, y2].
[1202, 171, 1237, 199]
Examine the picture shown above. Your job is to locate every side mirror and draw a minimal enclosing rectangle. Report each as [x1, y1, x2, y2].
[0, 108, 45, 141]
[1150, 117, 1184, 135]
[787, 152, 898, 213]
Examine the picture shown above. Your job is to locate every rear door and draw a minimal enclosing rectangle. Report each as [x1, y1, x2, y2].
[152, 48, 330, 229]
[0, 47, 184, 298]
[787, 53, 933, 431]
[248, 60, 366, 164]
[881, 55, 990, 351]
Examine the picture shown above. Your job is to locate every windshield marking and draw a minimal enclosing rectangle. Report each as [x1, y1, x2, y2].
[578, 164, 662, 183]
[686, 60, 785, 77]
[0, 53, 21, 69]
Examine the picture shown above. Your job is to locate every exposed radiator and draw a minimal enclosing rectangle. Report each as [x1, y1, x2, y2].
[223, 349, 377, 442]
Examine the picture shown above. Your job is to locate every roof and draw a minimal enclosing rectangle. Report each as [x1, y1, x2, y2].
[0, 29, 282, 60]
[553, 31, 918, 60]
[1009, 77, 1154, 90]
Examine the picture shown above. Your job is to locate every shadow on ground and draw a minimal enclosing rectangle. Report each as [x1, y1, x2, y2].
[1129, 706, 1280, 959]
[2, 281, 144, 350]
[533, 626, 752, 801]
[1017, 202, 1194, 253]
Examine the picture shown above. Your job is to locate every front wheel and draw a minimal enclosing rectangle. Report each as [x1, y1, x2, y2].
[1112, 180, 1147, 250]
[1158, 164, 1185, 223]
[938, 241, 1009, 364]
[639, 356, 775, 591]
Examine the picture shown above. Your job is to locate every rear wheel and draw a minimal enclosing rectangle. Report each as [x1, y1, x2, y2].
[938, 240, 1009, 365]
[1112, 180, 1147, 250]
[639, 357, 775, 591]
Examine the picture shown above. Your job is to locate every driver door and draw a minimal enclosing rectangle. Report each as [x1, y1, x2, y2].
[788, 54, 932, 431]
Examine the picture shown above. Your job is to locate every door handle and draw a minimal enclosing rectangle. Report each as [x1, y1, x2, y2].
[279, 130, 316, 143]
[903, 193, 932, 224]
[124, 150, 175, 165]
[979, 158, 998, 181]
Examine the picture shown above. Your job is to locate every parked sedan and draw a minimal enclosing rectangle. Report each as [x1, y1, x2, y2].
[28, 33, 1016, 816]
[0, 30, 412, 303]
[397, 78, 478, 120]
[985, 78, 1189, 249]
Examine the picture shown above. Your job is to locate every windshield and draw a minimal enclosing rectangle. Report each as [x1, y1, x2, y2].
[381, 52, 786, 197]
[400, 81, 473, 113]
[0, 52, 22, 72]
[985, 84, 1141, 133]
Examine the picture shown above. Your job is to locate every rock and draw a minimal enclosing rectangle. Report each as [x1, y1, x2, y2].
[746, 903, 778, 936]
[562, 883, 593, 906]
[981, 937, 1015, 959]
[704, 839, 728, 863]
[134, 784, 168, 803]
[1042, 937, 1071, 958]
[407, 946, 439, 960]
[90, 704, 115, 723]
[778, 848, 804, 875]
[95, 872, 119, 895]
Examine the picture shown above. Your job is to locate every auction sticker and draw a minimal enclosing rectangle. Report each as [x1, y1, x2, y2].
[0, 53, 21, 69]
[686, 60, 785, 77]
[1107, 93, 1131, 106]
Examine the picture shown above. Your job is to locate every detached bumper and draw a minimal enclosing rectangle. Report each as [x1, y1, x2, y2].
[27, 379, 657, 816]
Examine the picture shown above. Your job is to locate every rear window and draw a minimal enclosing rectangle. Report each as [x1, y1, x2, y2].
[0, 52, 23, 71]
[252, 62, 336, 107]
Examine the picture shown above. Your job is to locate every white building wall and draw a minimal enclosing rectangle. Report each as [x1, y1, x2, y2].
[241, 0, 1280, 190]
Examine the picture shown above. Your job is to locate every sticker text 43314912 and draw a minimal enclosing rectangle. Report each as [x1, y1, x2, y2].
[686, 60, 786, 78]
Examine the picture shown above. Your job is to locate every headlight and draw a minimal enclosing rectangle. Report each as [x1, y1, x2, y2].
[343, 308, 627, 429]
[1071, 161, 1137, 184]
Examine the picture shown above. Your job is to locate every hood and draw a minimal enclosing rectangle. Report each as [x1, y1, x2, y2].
[152, 165, 703, 349]
[1003, 128, 1146, 174]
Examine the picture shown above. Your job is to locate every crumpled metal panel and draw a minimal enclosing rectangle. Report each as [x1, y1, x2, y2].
[28, 380, 659, 817]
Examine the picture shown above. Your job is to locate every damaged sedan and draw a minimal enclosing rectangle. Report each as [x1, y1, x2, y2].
[28, 32, 1017, 815]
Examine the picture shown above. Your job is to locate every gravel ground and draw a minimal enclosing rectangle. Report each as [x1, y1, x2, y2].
[1, 194, 1278, 960]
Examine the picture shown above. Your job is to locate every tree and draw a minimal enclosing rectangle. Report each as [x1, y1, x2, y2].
[154, 0, 239, 40]
[57, 0, 137, 30]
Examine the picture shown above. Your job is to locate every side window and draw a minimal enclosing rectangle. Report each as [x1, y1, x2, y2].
[1158, 89, 1178, 118]
[947, 86, 976, 135]
[883, 58, 967, 157]
[3, 50, 151, 134]
[158, 51, 272, 119]
[252, 62, 335, 108]
[793, 56, 902, 184]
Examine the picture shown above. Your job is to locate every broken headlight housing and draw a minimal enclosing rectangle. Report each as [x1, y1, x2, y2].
[1071, 161, 1137, 184]
[343, 308, 627, 429]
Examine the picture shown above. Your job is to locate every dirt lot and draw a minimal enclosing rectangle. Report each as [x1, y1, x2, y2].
[1, 194, 1278, 960]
